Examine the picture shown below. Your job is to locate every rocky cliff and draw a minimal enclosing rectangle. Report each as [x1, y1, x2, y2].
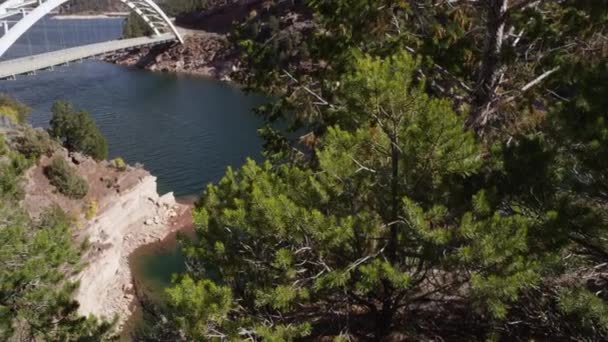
[104, 33, 237, 81]
[73, 174, 185, 324]
[21, 148, 190, 327]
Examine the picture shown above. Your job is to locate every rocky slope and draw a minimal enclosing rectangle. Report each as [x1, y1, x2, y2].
[102, 0, 258, 79]
[21, 147, 191, 328]
[59, 0, 125, 14]
[103, 0, 308, 80]
[104, 32, 238, 80]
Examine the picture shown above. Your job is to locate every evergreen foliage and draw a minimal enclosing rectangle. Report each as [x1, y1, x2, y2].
[14, 127, 57, 159]
[160, 0, 210, 16]
[48, 100, 108, 160]
[45, 157, 89, 199]
[0, 134, 6, 156]
[235, 0, 607, 141]
[123, 12, 154, 38]
[0, 93, 30, 124]
[0, 131, 114, 340]
[142, 2, 608, 340]
[0, 136, 30, 201]
[149, 53, 593, 340]
[110, 157, 127, 171]
[0, 205, 114, 341]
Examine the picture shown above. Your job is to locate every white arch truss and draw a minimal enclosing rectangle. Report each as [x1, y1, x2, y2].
[0, 0, 183, 58]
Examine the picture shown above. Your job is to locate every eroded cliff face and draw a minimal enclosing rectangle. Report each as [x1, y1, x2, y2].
[22, 149, 190, 327]
[74, 175, 185, 324]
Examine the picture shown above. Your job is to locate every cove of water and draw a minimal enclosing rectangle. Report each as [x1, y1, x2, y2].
[0, 18, 265, 300]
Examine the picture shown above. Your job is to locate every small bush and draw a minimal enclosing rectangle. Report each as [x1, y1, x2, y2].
[101, 177, 115, 189]
[0, 161, 24, 200]
[0, 94, 31, 123]
[14, 128, 56, 159]
[45, 157, 89, 199]
[85, 200, 98, 220]
[0, 134, 7, 156]
[38, 204, 73, 231]
[111, 157, 127, 171]
[0, 150, 31, 200]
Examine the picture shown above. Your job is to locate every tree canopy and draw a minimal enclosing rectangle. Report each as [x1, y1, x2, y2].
[48, 100, 108, 160]
[138, 1, 608, 340]
[123, 12, 154, 38]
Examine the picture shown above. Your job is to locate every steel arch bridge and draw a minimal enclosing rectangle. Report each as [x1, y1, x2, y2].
[0, 0, 183, 79]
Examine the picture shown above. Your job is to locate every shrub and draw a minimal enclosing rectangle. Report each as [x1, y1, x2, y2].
[85, 200, 98, 220]
[0, 94, 31, 123]
[101, 177, 115, 189]
[110, 157, 127, 171]
[0, 161, 24, 200]
[48, 101, 108, 160]
[45, 157, 88, 199]
[0, 134, 7, 156]
[0, 146, 31, 200]
[14, 128, 56, 159]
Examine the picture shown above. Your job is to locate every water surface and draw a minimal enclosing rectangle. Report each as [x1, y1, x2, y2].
[1, 18, 265, 196]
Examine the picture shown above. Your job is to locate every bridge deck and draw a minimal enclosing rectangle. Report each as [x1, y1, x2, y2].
[0, 34, 174, 79]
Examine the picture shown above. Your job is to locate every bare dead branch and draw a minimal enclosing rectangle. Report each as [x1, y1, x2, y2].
[503, 66, 560, 103]
[282, 69, 336, 109]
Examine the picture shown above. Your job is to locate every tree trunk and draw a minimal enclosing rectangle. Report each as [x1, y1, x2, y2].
[388, 138, 400, 261]
[467, 0, 509, 134]
[376, 298, 395, 338]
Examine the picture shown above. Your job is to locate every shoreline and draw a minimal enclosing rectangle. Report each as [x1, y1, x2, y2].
[122, 196, 197, 335]
[105, 60, 237, 83]
[101, 32, 238, 82]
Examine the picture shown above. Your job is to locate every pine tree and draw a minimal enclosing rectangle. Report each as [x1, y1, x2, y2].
[123, 12, 153, 38]
[49, 100, 108, 160]
[150, 2, 608, 340]
[0, 205, 115, 341]
[161, 53, 557, 340]
[453, 59, 608, 338]
[236, 0, 607, 139]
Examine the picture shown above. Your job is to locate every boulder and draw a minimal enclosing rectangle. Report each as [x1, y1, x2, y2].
[70, 152, 87, 165]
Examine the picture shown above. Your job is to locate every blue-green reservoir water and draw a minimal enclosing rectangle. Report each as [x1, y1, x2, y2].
[0, 18, 265, 295]
[3, 65, 265, 196]
[1, 18, 265, 196]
